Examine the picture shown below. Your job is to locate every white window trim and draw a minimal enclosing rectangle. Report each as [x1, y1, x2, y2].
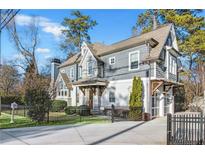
[109, 57, 116, 65]
[169, 54, 177, 75]
[128, 50, 140, 71]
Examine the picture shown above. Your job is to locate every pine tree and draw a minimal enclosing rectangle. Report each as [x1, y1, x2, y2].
[61, 10, 97, 56]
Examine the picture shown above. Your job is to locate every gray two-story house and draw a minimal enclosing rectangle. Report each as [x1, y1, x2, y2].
[50, 23, 182, 117]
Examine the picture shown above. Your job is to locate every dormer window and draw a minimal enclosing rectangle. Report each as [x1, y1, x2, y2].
[87, 61, 93, 76]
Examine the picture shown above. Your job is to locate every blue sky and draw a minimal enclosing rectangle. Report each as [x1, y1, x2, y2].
[1, 9, 205, 72]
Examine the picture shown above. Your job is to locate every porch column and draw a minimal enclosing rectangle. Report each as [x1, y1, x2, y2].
[159, 92, 165, 117]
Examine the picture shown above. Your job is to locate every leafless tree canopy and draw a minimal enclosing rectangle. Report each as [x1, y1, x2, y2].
[6, 17, 39, 75]
[0, 65, 20, 96]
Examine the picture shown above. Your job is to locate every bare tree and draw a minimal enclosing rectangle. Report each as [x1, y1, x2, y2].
[7, 17, 39, 75]
[0, 64, 19, 96]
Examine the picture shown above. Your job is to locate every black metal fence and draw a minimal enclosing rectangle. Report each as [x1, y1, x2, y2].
[1, 104, 28, 117]
[167, 113, 205, 145]
[107, 105, 144, 122]
[1, 104, 110, 123]
[1, 104, 145, 124]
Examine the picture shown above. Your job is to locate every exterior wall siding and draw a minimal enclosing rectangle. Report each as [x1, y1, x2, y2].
[169, 73, 177, 81]
[156, 63, 165, 78]
[101, 78, 149, 111]
[100, 44, 155, 81]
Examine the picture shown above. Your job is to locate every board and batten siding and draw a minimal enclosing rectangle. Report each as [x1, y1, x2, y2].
[156, 63, 166, 78]
[60, 64, 78, 82]
[100, 44, 155, 81]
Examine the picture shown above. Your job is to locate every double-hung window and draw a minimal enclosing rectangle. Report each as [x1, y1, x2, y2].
[78, 66, 82, 78]
[172, 59, 175, 74]
[169, 56, 172, 73]
[87, 61, 93, 76]
[169, 55, 177, 75]
[129, 51, 139, 70]
[109, 91, 115, 103]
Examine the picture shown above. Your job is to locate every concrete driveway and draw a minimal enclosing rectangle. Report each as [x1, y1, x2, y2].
[0, 117, 167, 145]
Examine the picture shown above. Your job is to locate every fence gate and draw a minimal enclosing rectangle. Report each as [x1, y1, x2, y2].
[167, 113, 205, 145]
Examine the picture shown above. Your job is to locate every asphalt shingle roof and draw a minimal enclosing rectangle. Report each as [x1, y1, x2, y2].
[59, 24, 173, 68]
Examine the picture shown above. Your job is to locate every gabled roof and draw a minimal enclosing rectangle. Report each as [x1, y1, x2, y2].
[59, 53, 81, 68]
[59, 24, 173, 68]
[60, 72, 73, 90]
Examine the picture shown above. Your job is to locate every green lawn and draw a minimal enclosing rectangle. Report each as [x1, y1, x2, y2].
[0, 112, 110, 129]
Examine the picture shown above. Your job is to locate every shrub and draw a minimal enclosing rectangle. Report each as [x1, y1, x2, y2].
[128, 108, 142, 121]
[65, 106, 76, 115]
[78, 105, 90, 116]
[128, 77, 143, 121]
[26, 88, 51, 122]
[51, 100, 67, 112]
[1, 96, 24, 105]
[24, 64, 51, 122]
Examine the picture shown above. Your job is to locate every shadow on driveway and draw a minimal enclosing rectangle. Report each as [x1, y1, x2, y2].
[89, 121, 146, 145]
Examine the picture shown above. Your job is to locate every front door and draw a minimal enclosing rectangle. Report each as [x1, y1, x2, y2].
[88, 89, 93, 109]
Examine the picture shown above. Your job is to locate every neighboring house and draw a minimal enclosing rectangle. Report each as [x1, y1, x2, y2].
[50, 23, 182, 117]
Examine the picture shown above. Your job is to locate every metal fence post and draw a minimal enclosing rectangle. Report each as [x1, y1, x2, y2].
[111, 104, 115, 123]
[200, 113, 203, 145]
[167, 113, 172, 145]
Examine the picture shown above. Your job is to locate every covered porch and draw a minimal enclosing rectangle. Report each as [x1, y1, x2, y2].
[73, 78, 108, 113]
[151, 79, 183, 117]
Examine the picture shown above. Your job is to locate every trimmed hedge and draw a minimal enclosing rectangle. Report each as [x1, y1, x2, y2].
[65, 106, 77, 115]
[64, 105, 91, 116]
[51, 100, 67, 112]
[78, 105, 90, 116]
